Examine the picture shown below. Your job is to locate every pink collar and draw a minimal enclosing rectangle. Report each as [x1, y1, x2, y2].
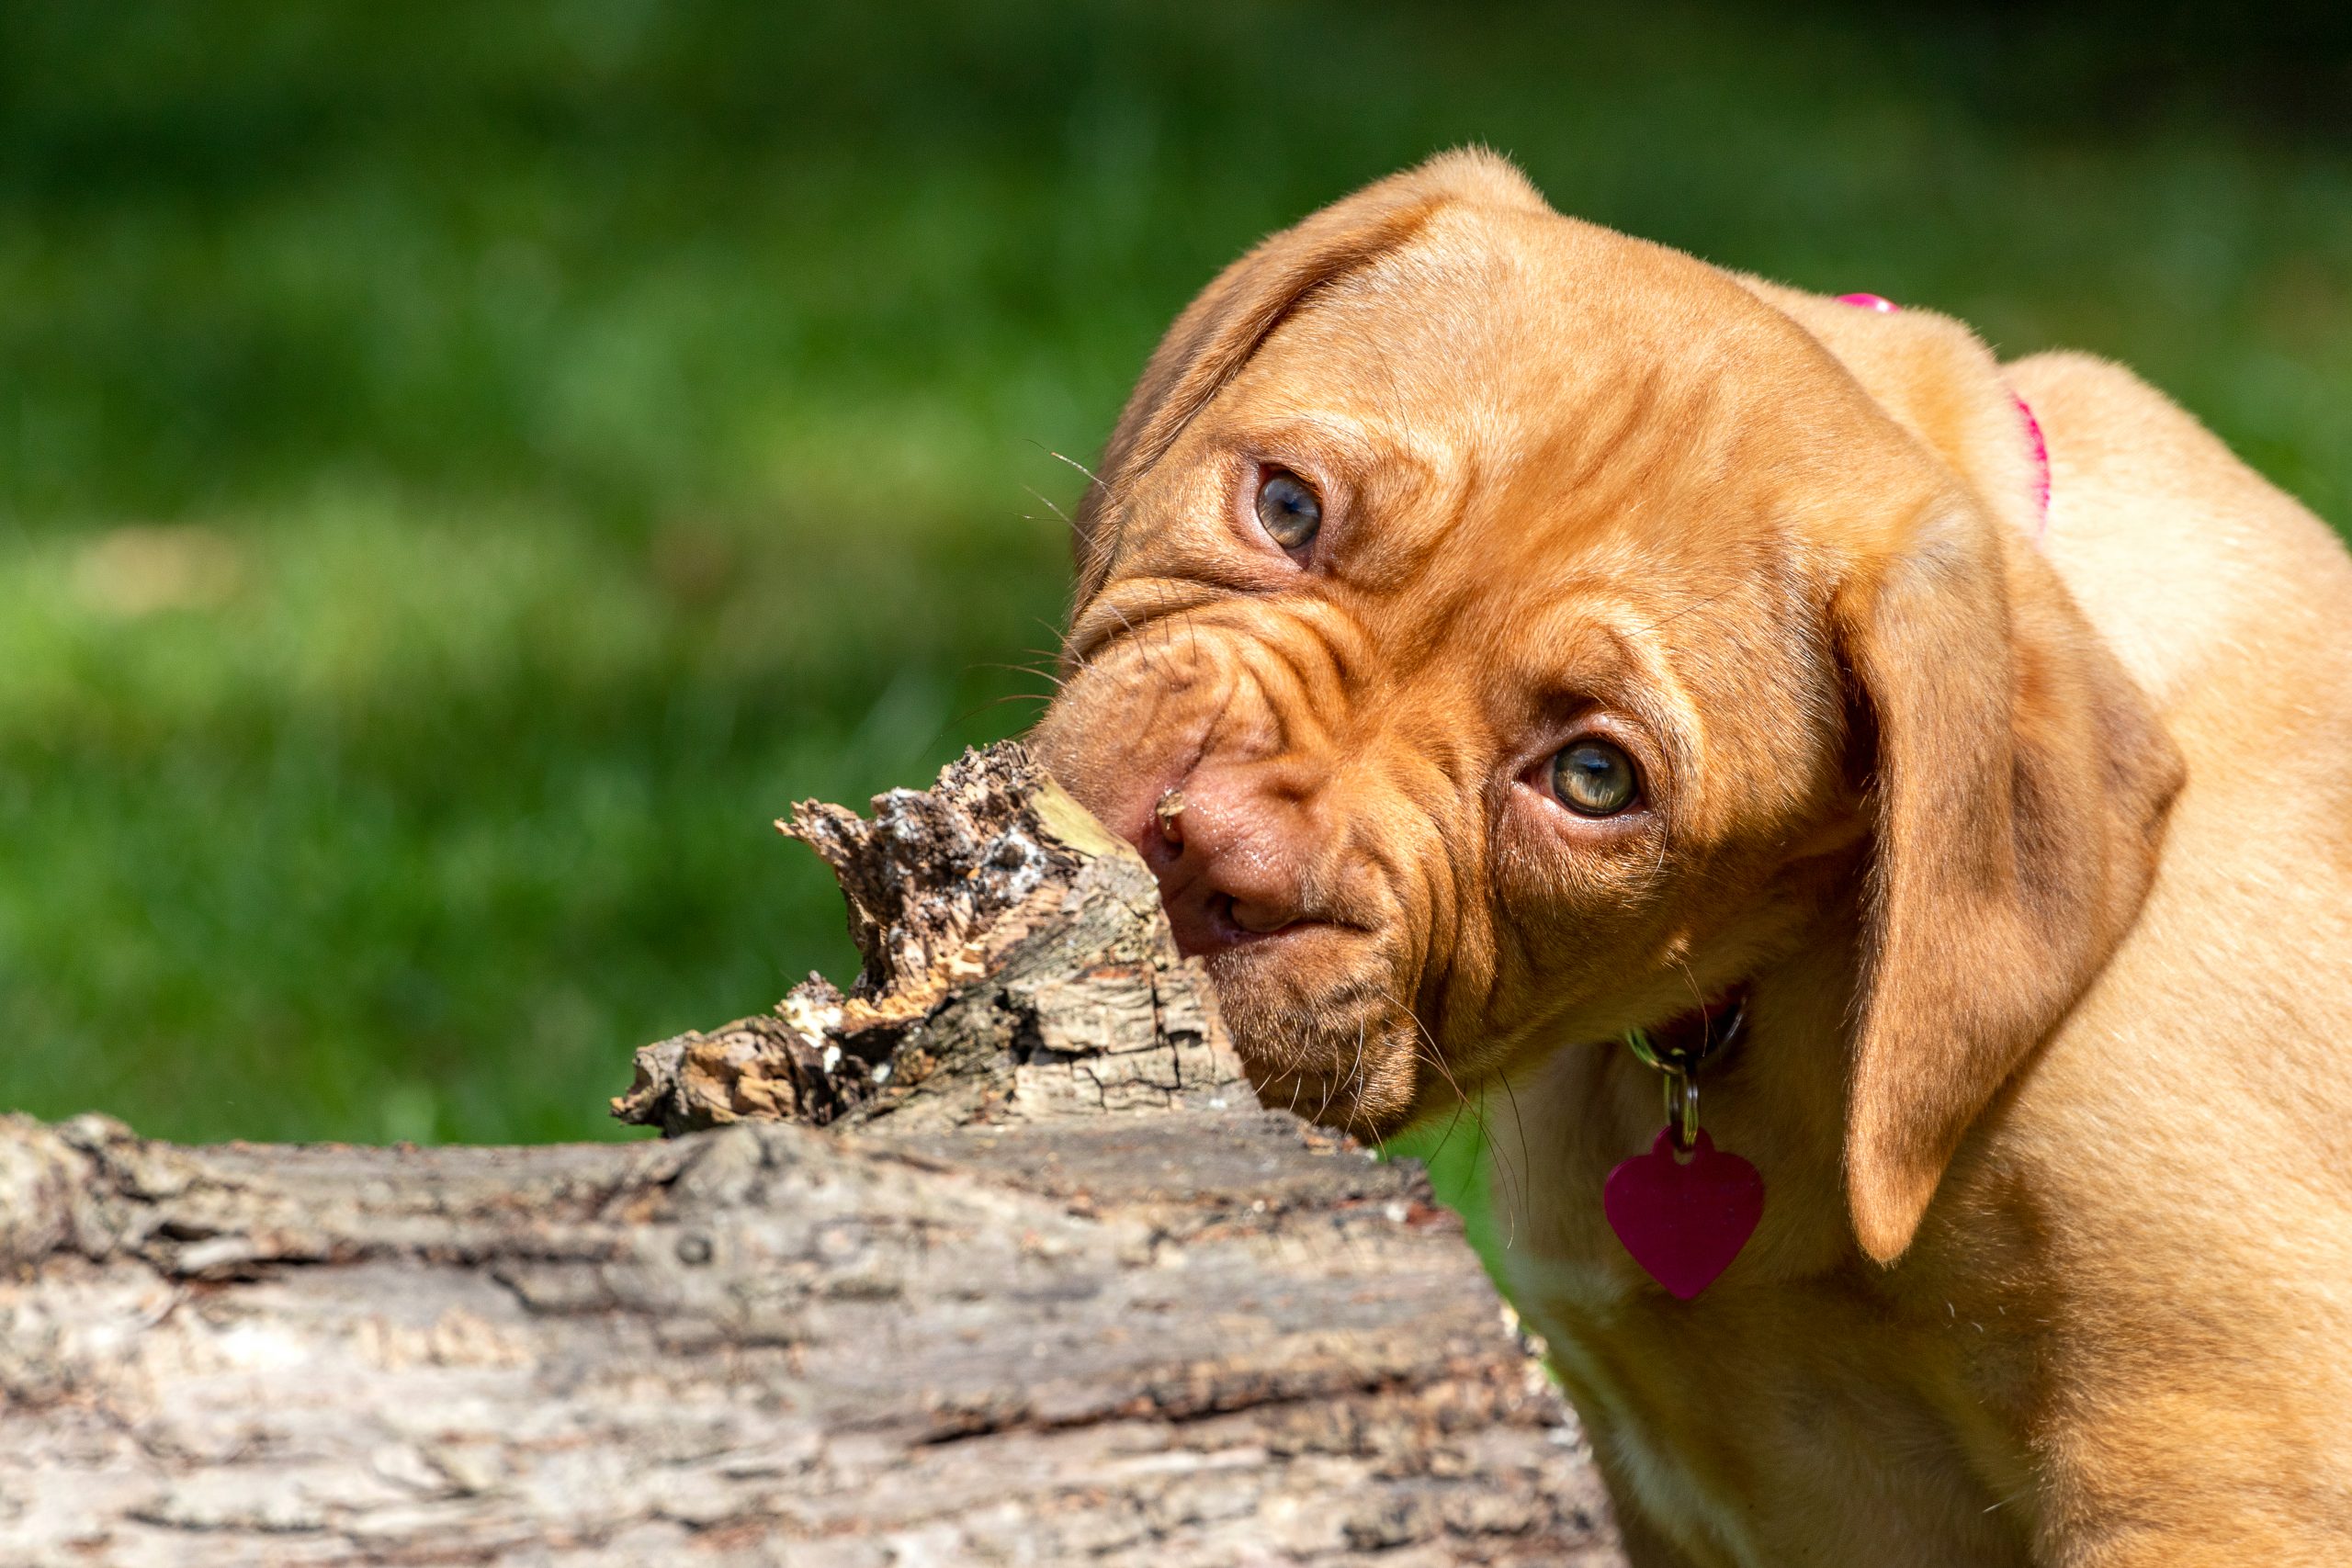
[1837, 293, 2050, 536]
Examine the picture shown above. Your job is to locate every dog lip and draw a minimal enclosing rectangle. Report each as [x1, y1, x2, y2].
[1172, 892, 1343, 957]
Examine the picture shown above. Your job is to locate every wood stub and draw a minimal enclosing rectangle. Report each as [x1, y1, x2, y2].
[612, 743, 1250, 1137]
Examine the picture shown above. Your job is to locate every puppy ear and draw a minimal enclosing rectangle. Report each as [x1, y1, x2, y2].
[1837, 497, 2182, 1262]
[1732, 277, 2052, 543]
[1071, 148, 1547, 598]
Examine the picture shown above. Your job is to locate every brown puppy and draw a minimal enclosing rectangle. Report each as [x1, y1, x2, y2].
[1032, 150, 2352, 1564]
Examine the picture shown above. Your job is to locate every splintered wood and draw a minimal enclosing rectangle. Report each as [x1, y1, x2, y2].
[613, 744, 1243, 1134]
[0, 743, 1626, 1566]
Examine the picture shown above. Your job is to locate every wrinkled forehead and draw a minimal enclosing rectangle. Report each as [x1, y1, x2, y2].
[1191, 207, 1871, 585]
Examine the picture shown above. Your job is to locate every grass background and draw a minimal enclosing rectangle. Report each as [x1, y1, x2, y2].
[3, 1, 2347, 1146]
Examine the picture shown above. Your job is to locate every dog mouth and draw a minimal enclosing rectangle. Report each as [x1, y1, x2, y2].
[1191, 891, 1287, 953]
[1178, 889, 1369, 960]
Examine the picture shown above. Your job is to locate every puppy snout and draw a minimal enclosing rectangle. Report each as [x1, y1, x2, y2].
[1140, 766, 1317, 957]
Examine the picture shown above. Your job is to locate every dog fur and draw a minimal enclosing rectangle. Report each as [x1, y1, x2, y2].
[1032, 149, 2352, 1564]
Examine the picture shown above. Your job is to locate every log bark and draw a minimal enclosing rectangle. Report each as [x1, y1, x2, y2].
[609, 744, 1241, 1138]
[0, 745, 1626, 1566]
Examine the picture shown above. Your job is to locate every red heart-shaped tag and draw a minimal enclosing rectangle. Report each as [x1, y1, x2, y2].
[1604, 1127, 1764, 1301]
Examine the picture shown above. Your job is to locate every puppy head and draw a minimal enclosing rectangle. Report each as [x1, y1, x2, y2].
[1033, 151, 2180, 1261]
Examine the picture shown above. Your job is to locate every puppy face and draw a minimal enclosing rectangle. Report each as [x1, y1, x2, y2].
[1034, 153, 2177, 1257]
[1036, 176, 1878, 1134]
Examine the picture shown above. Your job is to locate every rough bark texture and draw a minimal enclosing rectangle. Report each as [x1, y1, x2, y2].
[611, 743, 1240, 1137]
[0, 744, 1625, 1566]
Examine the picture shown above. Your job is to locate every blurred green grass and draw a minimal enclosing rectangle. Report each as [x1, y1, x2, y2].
[2, 2, 2346, 1145]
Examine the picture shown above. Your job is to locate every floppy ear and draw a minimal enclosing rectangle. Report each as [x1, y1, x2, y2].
[1070, 148, 1548, 601]
[1838, 496, 2183, 1262]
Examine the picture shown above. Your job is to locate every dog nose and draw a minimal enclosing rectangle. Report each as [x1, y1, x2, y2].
[1139, 765, 1315, 956]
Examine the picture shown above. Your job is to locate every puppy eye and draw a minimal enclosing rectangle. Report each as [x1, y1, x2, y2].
[1254, 468, 1322, 552]
[1551, 739, 1640, 817]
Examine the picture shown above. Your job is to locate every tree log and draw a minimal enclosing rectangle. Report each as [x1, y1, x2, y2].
[0, 745, 1626, 1566]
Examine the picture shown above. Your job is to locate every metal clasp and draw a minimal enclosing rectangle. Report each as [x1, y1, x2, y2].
[1623, 1001, 1745, 1162]
[1663, 1066, 1699, 1157]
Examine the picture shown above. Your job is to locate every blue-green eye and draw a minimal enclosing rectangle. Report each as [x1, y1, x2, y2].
[1551, 739, 1639, 816]
[1255, 469, 1321, 551]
